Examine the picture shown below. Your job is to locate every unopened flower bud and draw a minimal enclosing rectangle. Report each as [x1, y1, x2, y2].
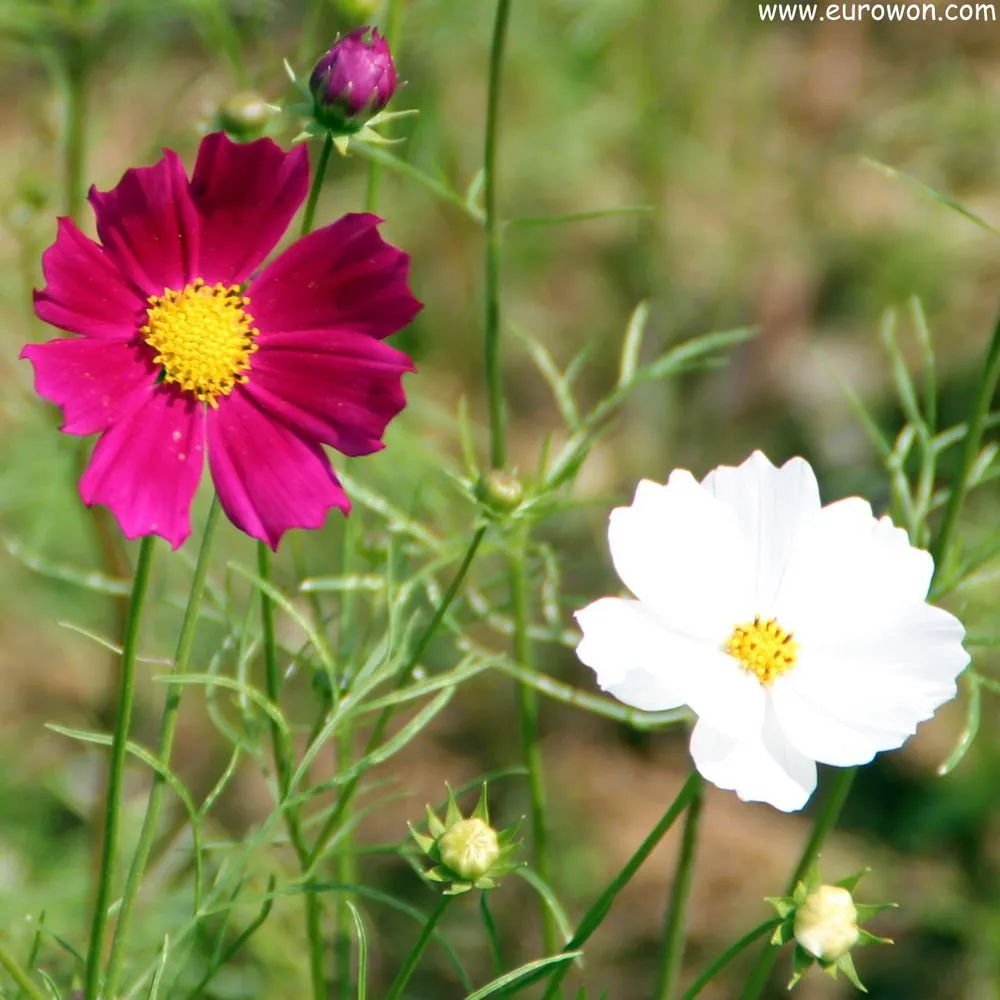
[309, 27, 397, 132]
[479, 469, 524, 514]
[438, 818, 500, 882]
[335, 0, 381, 20]
[218, 91, 274, 139]
[794, 885, 859, 961]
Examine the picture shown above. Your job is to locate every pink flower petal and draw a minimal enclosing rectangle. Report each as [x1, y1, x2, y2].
[207, 388, 350, 549]
[245, 328, 414, 457]
[33, 218, 147, 339]
[80, 386, 206, 549]
[248, 213, 421, 340]
[21, 337, 156, 435]
[88, 149, 200, 296]
[188, 133, 309, 286]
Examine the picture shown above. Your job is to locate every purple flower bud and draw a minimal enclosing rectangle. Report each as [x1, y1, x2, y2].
[309, 27, 397, 132]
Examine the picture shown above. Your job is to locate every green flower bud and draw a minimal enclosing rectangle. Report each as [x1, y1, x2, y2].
[768, 867, 896, 992]
[217, 91, 274, 140]
[409, 783, 522, 895]
[478, 469, 524, 514]
[437, 818, 500, 882]
[794, 885, 859, 961]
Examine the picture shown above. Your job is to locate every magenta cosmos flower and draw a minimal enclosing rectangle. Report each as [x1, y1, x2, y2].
[22, 132, 421, 549]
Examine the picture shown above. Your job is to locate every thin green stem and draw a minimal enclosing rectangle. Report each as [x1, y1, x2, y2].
[537, 773, 702, 1000]
[84, 536, 156, 1000]
[306, 526, 488, 871]
[258, 124, 338, 1000]
[257, 542, 327, 1000]
[0, 942, 48, 1000]
[363, 0, 404, 212]
[509, 533, 556, 957]
[654, 774, 704, 1000]
[103, 499, 222, 999]
[481, 894, 504, 975]
[383, 895, 451, 1000]
[931, 302, 1000, 573]
[334, 514, 357, 1000]
[738, 767, 857, 1000]
[301, 133, 334, 238]
[680, 919, 781, 1000]
[483, 0, 513, 469]
[62, 39, 88, 223]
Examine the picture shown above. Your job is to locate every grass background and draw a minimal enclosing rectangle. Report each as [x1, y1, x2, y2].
[0, 0, 998, 997]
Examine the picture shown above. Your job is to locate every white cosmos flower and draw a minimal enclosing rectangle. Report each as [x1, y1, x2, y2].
[574, 451, 969, 812]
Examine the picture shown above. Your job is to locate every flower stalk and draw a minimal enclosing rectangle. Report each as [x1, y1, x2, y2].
[0, 941, 48, 1000]
[383, 895, 451, 1000]
[509, 531, 556, 955]
[103, 497, 223, 1000]
[84, 536, 157, 1000]
[655, 773, 704, 1000]
[538, 773, 702, 1000]
[738, 767, 857, 1000]
[483, 0, 513, 470]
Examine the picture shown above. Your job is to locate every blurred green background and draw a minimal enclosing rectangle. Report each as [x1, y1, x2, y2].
[1, 0, 999, 997]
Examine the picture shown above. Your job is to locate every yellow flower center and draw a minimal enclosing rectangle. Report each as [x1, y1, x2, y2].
[141, 279, 258, 407]
[725, 615, 798, 684]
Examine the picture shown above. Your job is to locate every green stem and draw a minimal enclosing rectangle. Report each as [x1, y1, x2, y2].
[257, 541, 327, 1000]
[62, 38, 88, 223]
[301, 133, 334, 238]
[383, 895, 451, 1000]
[363, 0, 404, 213]
[509, 533, 556, 957]
[483, 0, 513, 469]
[306, 526, 488, 872]
[481, 894, 504, 975]
[738, 767, 857, 1000]
[654, 774, 704, 1000]
[538, 773, 702, 1000]
[680, 919, 781, 1000]
[931, 301, 1000, 573]
[258, 119, 339, 1000]
[0, 942, 48, 1000]
[84, 536, 156, 1000]
[102, 498, 222, 999]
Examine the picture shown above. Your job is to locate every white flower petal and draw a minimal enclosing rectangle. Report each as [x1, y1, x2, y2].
[575, 597, 767, 735]
[575, 598, 688, 711]
[607, 472, 754, 641]
[700, 452, 821, 613]
[775, 498, 935, 640]
[770, 602, 968, 765]
[689, 706, 817, 812]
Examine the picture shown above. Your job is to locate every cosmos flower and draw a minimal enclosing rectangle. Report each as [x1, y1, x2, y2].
[574, 451, 968, 812]
[23, 132, 421, 549]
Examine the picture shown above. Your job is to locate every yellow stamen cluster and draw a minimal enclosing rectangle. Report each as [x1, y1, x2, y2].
[142, 279, 258, 406]
[725, 615, 798, 684]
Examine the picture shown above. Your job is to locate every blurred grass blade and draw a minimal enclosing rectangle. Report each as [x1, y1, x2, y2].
[346, 902, 368, 1000]
[464, 952, 583, 999]
[511, 324, 580, 427]
[352, 143, 485, 223]
[863, 157, 1000, 236]
[618, 301, 649, 387]
[910, 297, 937, 432]
[147, 935, 169, 1000]
[3, 536, 129, 594]
[229, 561, 335, 674]
[819, 349, 892, 459]
[938, 670, 980, 775]
[515, 868, 576, 952]
[880, 308, 924, 431]
[507, 206, 654, 229]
